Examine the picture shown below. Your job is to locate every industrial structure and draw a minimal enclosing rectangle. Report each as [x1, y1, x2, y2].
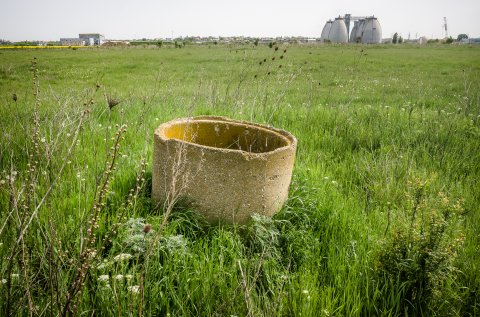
[59, 38, 86, 46]
[321, 14, 382, 44]
[443, 17, 448, 39]
[60, 33, 104, 46]
[329, 17, 349, 43]
[79, 33, 105, 45]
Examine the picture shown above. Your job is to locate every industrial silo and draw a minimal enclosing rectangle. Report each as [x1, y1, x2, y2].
[321, 20, 333, 42]
[361, 17, 382, 44]
[329, 17, 348, 43]
[350, 21, 359, 42]
[355, 19, 366, 42]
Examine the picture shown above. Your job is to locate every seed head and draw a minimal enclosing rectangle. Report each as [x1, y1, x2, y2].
[143, 224, 152, 234]
[107, 95, 121, 110]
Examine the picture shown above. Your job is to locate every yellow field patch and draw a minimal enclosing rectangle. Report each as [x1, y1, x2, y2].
[0, 45, 85, 49]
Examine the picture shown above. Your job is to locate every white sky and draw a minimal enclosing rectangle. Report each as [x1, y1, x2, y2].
[1, 0, 479, 41]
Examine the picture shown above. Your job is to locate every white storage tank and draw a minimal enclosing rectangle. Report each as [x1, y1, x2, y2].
[321, 20, 333, 42]
[361, 17, 382, 44]
[329, 17, 348, 43]
[350, 21, 359, 42]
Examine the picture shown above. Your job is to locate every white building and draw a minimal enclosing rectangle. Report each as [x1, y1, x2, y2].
[79, 33, 105, 45]
[60, 38, 86, 46]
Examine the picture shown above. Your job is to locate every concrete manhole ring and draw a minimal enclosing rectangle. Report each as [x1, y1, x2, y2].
[152, 116, 297, 224]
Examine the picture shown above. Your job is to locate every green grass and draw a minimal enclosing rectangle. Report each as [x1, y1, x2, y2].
[1, 44, 479, 316]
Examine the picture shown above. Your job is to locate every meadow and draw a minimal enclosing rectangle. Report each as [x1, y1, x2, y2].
[0, 43, 479, 316]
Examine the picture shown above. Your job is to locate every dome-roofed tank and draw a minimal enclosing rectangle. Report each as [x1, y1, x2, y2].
[321, 20, 333, 42]
[329, 17, 348, 43]
[361, 17, 382, 44]
[350, 21, 359, 42]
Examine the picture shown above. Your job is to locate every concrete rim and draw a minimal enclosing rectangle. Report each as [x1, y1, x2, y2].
[155, 116, 297, 156]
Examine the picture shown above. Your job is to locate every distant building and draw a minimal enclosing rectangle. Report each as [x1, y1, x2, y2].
[466, 38, 480, 44]
[59, 33, 104, 46]
[79, 33, 105, 45]
[60, 38, 86, 46]
[418, 36, 428, 45]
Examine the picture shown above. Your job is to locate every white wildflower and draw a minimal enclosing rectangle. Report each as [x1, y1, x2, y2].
[98, 275, 109, 282]
[302, 289, 309, 294]
[114, 253, 133, 262]
[40, 137, 46, 143]
[11, 274, 19, 279]
[97, 259, 111, 270]
[128, 285, 140, 294]
[115, 275, 124, 281]
[125, 274, 133, 281]
[100, 283, 111, 291]
[1, 279, 7, 284]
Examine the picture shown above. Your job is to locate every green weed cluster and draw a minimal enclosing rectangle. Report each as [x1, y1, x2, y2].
[375, 175, 465, 315]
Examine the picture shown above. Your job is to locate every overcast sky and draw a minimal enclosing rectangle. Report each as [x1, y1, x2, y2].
[1, 0, 479, 41]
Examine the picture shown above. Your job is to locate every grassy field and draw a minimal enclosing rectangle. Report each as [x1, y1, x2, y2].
[0, 44, 479, 316]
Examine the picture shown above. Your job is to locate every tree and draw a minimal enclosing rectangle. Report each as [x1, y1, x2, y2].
[457, 34, 468, 41]
[254, 38, 259, 46]
[392, 32, 398, 44]
[398, 36, 403, 44]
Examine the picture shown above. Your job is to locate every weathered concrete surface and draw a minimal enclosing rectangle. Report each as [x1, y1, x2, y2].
[152, 116, 297, 224]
